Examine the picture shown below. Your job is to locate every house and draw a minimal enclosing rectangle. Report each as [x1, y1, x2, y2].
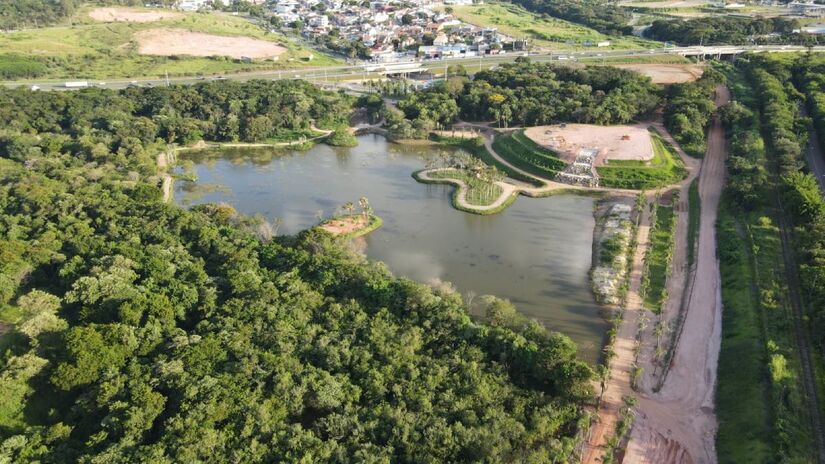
[433, 33, 449, 46]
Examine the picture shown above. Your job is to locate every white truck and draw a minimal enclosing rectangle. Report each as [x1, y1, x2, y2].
[64, 81, 89, 89]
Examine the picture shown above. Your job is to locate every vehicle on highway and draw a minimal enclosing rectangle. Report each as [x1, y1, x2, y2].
[64, 81, 89, 89]
[30, 85, 40, 91]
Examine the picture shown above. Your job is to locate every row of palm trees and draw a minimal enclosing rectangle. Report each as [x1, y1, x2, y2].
[340, 196, 373, 222]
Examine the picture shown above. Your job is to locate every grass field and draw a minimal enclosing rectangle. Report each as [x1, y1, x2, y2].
[597, 135, 687, 189]
[446, 3, 659, 51]
[0, 8, 338, 81]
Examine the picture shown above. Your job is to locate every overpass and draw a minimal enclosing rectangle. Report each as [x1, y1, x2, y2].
[6, 45, 825, 92]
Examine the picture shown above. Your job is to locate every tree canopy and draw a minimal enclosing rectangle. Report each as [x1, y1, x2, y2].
[0, 80, 594, 462]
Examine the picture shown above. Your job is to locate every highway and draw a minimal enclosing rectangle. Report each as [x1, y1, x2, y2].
[7, 44, 825, 92]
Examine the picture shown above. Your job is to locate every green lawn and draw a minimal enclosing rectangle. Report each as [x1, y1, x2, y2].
[447, 3, 659, 51]
[0, 8, 339, 81]
[642, 201, 675, 312]
[428, 168, 504, 206]
[597, 135, 687, 189]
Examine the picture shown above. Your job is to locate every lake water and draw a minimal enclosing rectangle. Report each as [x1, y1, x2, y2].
[175, 135, 607, 362]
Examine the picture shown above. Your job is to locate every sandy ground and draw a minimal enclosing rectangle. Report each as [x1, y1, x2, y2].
[624, 85, 730, 464]
[89, 7, 182, 23]
[615, 64, 705, 85]
[524, 124, 653, 166]
[135, 29, 287, 59]
[319, 215, 368, 235]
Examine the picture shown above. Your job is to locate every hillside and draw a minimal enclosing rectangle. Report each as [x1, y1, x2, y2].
[0, 7, 338, 81]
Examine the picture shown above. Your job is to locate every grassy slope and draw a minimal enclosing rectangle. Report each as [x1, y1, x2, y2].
[492, 131, 565, 180]
[447, 3, 658, 50]
[597, 135, 687, 189]
[0, 8, 339, 80]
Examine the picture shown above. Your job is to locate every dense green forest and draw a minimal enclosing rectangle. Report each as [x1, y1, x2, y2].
[505, 0, 632, 35]
[0, 80, 352, 150]
[0, 81, 594, 462]
[645, 17, 802, 45]
[390, 60, 660, 138]
[663, 68, 724, 157]
[0, 0, 75, 30]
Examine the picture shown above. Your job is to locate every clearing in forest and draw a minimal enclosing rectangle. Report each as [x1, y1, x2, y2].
[524, 124, 654, 166]
[89, 7, 183, 23]
[135, 29, 287, 59]
[614, 64, 704, 84]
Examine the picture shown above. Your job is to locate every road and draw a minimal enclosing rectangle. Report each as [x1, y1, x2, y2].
[624, 85, 730, 464]
[9, 45, 825, 92]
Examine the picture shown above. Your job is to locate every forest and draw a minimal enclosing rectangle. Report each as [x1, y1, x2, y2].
[645, 17, 802, 45]
[0, 80, 594, 462]
[390, 60, 660, 138]
[0, 80, 353, 154]
[663, 68, 725, 157]
[0, 0, 76, 30]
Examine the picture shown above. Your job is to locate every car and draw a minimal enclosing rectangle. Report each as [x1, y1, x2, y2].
[30, 85, 40, 91]
[98, 82, 106, 86]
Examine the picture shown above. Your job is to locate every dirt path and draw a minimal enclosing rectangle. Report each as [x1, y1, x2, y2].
[582, 194, 654, 463]
[623, 85, 730, 464]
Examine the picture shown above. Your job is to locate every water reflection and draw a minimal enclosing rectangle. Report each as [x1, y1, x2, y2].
[176, 135, 607, 362]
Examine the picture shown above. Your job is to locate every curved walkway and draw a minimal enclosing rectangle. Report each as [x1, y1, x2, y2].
[416, 124, 687, 214]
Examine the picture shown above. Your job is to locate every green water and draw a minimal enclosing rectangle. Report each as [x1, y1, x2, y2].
[176, 135, 607, 361]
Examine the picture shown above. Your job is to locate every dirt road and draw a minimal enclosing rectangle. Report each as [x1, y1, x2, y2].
[624, 86, 730, 464]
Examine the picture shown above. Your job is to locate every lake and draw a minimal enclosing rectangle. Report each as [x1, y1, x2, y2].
[175, 134, 608, 362]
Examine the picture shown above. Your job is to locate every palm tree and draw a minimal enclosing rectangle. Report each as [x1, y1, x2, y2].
[358, 196, 370, 221]
[343, 201, 355, 217]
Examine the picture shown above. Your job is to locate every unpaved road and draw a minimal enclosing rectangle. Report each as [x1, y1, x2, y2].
[624, 86, 730, 464]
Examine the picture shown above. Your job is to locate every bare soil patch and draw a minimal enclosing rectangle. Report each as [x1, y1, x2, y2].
[616, 64, 705, 84]
[135, 28, 287, 59]
[524, 123, 653, 166]
[319, 215, 369, 236]
[89, 7, 182, 23]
